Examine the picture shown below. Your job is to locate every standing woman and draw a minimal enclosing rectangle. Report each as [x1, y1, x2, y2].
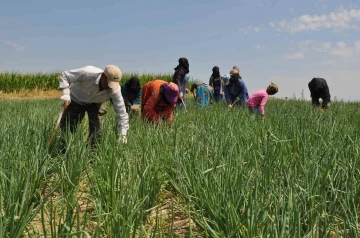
[209, 66, 223, 102]
[172, 57, 190, 109]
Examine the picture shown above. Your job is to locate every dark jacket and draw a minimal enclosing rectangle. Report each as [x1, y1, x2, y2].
[172, 66, 188, 88]
[121, 83, 141, 108]
[172, 58, 189, 88]
[226, 76, 249, 102]
[308, 78, 330, 100]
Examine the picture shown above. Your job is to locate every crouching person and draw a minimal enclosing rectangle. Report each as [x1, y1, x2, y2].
[141, 79, 179, 127]
[58, 65, 129, 151]
[190, 83, 213, 108]
[245, 82, 278, 123]
[121, 76, 142, 116]
[226, 68, 249, 108]
[308, 77, 331, 111]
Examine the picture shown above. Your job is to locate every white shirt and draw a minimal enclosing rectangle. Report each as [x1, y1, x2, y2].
[58, 66, 129, 136]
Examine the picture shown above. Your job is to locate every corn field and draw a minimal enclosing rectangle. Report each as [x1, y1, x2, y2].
[0, 72, 175, 93]
[0, 73, 360, 237]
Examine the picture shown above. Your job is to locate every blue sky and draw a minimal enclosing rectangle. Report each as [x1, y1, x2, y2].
[1, 0, 360, 100]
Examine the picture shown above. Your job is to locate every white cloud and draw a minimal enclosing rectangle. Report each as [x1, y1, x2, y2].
[318, 59, 338, 66]
[255, 44, 265, 50]
[239, 26, 262, 34]
[355, 40, 360, 53]
[285, 51, 304, 59]
[270, 8, 360, 33]
[4, 41, 26, 51]
[298, 40, 360, 58]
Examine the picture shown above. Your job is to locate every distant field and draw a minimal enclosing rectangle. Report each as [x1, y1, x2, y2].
[1, 91, 360, 236]
[0, 72, 178, 93]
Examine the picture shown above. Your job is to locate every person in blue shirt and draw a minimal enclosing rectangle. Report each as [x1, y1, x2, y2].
[222, 66, 240, 105]
[190, 83, 214, 108]
[226, 68, 249, 108]
[121, 77, 142, 115]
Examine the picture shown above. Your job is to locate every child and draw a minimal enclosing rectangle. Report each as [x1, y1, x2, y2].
[246, 83, 278, 123]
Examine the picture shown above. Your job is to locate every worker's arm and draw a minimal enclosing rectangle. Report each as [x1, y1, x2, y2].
[162, 104, 176, 127]
[172, 70, 185, 88]
[259, 93, 269, 116]
[110, 88, 129, 136]
[142, 92, 161, 121]
[133, 89, 142, 105]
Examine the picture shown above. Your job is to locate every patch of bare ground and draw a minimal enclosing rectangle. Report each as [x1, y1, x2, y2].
[24, 174, 96, 237]
[143, 189, 204, 237]
[0, 90, 60, 99]
[25, 175, 202, 237]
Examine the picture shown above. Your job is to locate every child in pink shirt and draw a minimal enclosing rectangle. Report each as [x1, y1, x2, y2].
[246, 83, 278, 122]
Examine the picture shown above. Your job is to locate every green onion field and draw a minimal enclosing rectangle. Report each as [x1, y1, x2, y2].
[0, 72, 360, 237]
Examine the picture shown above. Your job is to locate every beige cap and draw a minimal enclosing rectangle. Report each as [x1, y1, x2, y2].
[104, 65, 122, 89]
[230, 69, 239, 76]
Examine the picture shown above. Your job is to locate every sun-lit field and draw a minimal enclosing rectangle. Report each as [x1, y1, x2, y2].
[1, 72, 360, 237]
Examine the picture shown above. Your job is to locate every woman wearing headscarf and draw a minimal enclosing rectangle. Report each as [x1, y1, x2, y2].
[121, 76, 142, 115]
[190, 83, 214, 108]
[245, 82, 278, 123]
[209, 66, 223, 102]
[172, 57, 190, 109]
[141, 79, 179, 128]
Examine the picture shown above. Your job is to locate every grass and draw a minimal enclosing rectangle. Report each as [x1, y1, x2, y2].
[0, 95, 360, 237]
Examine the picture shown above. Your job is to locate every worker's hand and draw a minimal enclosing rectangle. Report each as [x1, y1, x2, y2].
[131, 105, 140, 111]
[118, 135, 127, 144]
[179, 92, 184, 99]
[60, 95, 71, 107]
[228, 104, 233, 109]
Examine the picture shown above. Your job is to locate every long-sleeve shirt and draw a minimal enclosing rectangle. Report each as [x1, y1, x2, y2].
[245, 89, 269, 115]
[239, 79, 249, 102]
[121, 83, 141, 108]
[228, 77, 249, 102]
[58, 65, 129, 135]
[172, 67, 187, 90]
[141, 79, 176, 124]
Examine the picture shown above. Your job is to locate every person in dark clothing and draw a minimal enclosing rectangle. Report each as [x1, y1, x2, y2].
[121, 77, 142, 115]
[226, 69, 249, 107]
[308, 78, 331, 109]
[172, 57, 190, 109]
[209, 66, 223, 102]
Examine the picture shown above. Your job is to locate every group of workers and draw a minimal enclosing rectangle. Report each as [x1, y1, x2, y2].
[57, 57, 331, 150]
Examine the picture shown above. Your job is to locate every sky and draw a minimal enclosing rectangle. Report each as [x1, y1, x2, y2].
[1, 0, 360, 101]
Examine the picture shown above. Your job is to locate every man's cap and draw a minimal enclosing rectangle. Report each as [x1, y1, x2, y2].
[104, 65, 122, 89]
